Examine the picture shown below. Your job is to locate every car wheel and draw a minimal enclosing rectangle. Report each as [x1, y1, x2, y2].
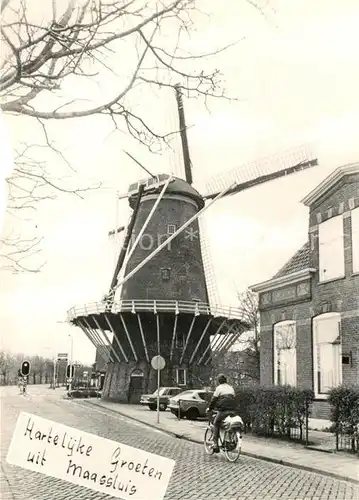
[186, 408, 199, 421]
[148, 404, 156, 411]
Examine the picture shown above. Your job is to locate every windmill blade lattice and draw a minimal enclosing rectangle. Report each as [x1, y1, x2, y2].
[203, 144, 318, 199]
[198, 216, 220, 307]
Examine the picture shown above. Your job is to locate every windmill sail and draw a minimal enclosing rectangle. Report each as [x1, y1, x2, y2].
[174, 84, 193, 185]
[108, 185, 145, 295]
[198, 217, 220, 308]
[203, 144, 318, 200]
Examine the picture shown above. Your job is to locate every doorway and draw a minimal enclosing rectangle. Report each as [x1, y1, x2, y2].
[128, 369, 144, 404]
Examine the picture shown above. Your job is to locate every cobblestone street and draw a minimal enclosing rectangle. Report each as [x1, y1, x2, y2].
[1, 386, 358, 500]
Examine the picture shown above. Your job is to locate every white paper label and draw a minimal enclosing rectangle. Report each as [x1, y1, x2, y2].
[7, 412, 175, 500]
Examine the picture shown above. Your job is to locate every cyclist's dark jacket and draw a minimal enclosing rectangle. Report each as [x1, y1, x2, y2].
[208, 383, 236, 411]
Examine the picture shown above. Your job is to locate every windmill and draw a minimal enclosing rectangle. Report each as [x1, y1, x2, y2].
[67, 85, 318, 403]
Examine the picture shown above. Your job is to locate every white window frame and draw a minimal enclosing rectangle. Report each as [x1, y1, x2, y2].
[167, 224, 177, 235]
[318, 215, 345, 282]
[273, 320, 297, 387]
[312, 313, 342, 399]
[351, 207, 359, 274]
[175, 368, 187, 386]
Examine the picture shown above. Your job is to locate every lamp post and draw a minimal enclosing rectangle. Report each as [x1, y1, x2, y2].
[68, 332, 74, 391]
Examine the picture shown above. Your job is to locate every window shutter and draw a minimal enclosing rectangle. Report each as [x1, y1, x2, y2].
[319, 343, 334, 393]
[315, 314, 340, 344]
[280, 348, 296, 386]
[318, 216, 344, 281]
[314, 314, 342, 394]
[352, 207, 359, 273]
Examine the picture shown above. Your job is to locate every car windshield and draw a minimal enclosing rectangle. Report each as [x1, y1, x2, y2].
[152, 387, 166, 396]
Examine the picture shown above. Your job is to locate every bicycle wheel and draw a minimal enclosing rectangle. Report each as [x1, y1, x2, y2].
[204, 427, 215, 455]
[223, 430, 242, 462]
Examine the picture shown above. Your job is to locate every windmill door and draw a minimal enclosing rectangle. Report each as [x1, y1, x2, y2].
[128, 369, 144, 404]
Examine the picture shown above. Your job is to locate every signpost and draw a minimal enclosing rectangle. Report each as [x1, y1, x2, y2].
[151, 355, 166, 424]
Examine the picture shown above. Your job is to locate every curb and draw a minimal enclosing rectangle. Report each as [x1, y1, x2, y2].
[83, 400, 359, 486]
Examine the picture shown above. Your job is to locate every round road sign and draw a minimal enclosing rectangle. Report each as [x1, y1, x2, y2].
[151, 355, 165, 370]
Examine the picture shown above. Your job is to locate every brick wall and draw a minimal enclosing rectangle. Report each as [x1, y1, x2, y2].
[260, 301, 312, 387]
[121, 194, 209, 303]
[257, 172, 359, 419]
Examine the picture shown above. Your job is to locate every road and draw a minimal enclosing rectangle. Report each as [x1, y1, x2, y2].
[1, 385, 357, 500]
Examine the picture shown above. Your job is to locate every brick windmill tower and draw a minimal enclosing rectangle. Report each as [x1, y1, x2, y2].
[67, 86, 318, 403]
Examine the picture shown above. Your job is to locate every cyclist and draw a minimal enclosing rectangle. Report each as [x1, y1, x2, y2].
[206, 374, 236, 453]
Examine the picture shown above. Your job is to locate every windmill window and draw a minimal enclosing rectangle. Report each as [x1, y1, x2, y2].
[273, 320, 297, 387]
[167, 224, 177, 234]
[313, 313, 342, 398]
[161, 268, 171, 281]
[318, 215, 345, 281]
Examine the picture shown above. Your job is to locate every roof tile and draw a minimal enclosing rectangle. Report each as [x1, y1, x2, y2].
[273, 241, 310, 279]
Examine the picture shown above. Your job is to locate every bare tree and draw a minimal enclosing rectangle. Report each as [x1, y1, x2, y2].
[0, 350, 16, 384]
[236, 289, 260, 350]
[0, 0, 263, 272]
[212, 289, 260, 383]
[28, 354, 47, 383]
[212, 349, 259, 386]
[43, 357, 54, 384]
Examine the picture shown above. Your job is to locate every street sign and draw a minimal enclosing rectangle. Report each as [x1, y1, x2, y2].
[151, 356, 166, 425]
[151, 355, 165, 371]
[57, 353, 68, 358]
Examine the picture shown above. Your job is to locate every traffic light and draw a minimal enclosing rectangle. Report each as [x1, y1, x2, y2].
[66, 365, 74, 378]
[20, 360, 31, 377]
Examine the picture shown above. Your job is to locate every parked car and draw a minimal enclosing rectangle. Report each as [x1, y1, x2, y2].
[168, 389, 213, 420]
[140, 387, 183, 411]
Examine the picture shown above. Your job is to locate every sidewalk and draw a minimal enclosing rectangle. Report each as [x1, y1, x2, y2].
[84, 399, 358, 484]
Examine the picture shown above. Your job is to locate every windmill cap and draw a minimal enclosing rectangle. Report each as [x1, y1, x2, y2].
[128, 175, 204, 209]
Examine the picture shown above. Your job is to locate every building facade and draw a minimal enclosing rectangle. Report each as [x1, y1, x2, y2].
[251, 163, 359, 419]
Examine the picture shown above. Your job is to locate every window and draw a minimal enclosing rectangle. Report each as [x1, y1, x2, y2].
[351, 207, 359, 273]
[153, 387, 166, 396]
[167, 224, 177, 234]
[273, 320, 297, 386]
[161, 268, 171, 281]
[313, 313, 342, 398]
[175, 368, 187, 386]
[198, 391, 213, 402]
[176, 390, 193, 397]
[318, 215, 345, 281]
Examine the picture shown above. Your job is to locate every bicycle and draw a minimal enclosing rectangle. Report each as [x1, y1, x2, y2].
[204, 411, 243, 462]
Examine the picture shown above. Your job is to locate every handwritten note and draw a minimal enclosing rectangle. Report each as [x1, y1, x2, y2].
[7, 412, 175, 500]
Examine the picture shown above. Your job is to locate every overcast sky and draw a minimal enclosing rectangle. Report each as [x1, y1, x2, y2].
[1, 0, 359, 364]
